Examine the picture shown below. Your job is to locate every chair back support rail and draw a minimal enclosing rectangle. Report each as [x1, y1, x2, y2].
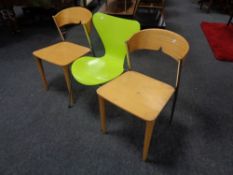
[126, 29, 189, 87]
[52, 6, 93, 54]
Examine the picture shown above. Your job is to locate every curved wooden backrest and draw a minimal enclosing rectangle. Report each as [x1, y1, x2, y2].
[53, 7, 92, 41]
[53, 6, 92, 28]
[126, 29, 189, 61]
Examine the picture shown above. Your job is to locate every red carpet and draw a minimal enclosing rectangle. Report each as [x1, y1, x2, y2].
[201, 21, 233, 61]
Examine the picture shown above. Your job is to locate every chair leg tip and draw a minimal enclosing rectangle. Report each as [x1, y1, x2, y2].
[44, 86, 48, 91]
[68, 101, 75, 108]
[142, 156, 147, 161]
[101, 130, 107, 134]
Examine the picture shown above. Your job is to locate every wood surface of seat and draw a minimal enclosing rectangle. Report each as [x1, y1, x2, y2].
[97, 71, 175, 121]
[33, 42, 90, 66]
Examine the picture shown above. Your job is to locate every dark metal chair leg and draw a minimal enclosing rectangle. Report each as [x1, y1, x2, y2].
[169, 90, 178, 125]
[227, 15, 233, 26]
[199, 0, 204, 9]
[207, 0, 213, 13]
[169, 60, 183, 125]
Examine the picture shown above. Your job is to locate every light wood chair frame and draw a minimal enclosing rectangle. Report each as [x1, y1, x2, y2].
[34, 7, 93, 107]
[98, 29, 189, 160]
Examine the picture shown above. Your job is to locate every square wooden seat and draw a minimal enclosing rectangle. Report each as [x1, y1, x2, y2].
[33, 42, 90, 66]
[97, 71, 175, 121]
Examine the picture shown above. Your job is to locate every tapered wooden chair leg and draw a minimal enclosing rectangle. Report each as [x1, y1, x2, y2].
[63, 66, 74, 107]
[98, 96, 107, 134]
[35, 58, 48, 90]
[142, 120, 155, 161]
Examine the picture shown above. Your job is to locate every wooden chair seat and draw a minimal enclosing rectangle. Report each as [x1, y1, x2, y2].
[33, 41, 90, 67]
[33, 41, 90, 107]
[97, 71, 175, 121]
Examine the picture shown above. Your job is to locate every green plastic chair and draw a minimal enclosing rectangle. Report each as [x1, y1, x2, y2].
[71, 12, 140, 85]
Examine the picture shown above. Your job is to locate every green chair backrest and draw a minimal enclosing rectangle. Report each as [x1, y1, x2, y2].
[93, 13, 140, 64]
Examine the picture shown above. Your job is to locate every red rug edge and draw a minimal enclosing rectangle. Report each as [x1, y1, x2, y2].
[200, 21, 233, 62]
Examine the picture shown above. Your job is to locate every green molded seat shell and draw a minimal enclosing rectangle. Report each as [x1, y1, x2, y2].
[71, 12, 140, 85]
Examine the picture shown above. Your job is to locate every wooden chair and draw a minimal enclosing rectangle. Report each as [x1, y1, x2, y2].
[97, 29, 189, 160]
[133, 0, 165, 28]
[135, 0, 165, 16]
[33, 7, 92, 107]
[99, 0, 138, 16]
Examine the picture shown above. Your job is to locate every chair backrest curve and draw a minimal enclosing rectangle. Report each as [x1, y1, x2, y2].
[53, 7, 92, 28]
[127, 29, 189, 61]
[93, 13, 140, 64]
[53, 7, 92, 41]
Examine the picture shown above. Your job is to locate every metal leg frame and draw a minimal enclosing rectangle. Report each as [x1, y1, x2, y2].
[227, 14, 233, 25]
